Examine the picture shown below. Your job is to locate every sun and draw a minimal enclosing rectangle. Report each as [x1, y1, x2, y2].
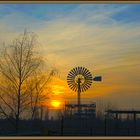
[51, 100, 61, 108]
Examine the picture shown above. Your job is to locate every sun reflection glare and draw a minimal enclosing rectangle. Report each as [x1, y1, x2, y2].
[51, 100, 61, 108]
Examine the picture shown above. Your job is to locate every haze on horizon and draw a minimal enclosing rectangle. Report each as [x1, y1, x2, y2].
[0, 4, 140, 109]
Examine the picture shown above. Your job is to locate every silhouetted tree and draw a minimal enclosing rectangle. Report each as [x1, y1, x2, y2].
[27, 70, 56, 120]
[0, 31, 55, 133]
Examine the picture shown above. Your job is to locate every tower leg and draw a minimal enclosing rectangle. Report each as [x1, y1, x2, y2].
[78, 90, 81, 115]
[77, 78, 81, 117]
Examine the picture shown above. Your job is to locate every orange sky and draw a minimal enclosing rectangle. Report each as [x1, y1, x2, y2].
[0, 4, 140, 110]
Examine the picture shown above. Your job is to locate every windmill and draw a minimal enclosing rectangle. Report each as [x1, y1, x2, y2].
[67, 66, 102, 116]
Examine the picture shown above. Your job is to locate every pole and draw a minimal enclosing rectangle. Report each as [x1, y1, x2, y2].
[134, 113, 136, 135]
[115, 113, 119, 135]
[104, 114, 107, 136]
[77, 78, 81, 116]
[61, 115, 64, 136]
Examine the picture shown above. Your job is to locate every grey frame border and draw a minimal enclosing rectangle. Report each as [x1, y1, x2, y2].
[0, 0, 140, 139]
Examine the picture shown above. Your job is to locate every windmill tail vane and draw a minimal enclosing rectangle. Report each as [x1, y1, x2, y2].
[93, 76, 102, 81]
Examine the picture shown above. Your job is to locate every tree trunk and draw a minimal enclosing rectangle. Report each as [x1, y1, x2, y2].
[16, 85, 21, 134]
[15, 114, 19, 134]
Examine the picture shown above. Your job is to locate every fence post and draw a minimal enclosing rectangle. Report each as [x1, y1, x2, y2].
[61, 115, 64, 136]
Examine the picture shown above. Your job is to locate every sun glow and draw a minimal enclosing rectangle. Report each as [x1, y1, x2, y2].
[52, 85, 66, 95]
[51, 100, 61, 108]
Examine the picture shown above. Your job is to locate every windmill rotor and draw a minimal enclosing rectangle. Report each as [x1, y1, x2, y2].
[67, 66, 93, 92]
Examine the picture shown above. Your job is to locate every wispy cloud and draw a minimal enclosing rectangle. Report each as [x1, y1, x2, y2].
[0, 4, 140, 108]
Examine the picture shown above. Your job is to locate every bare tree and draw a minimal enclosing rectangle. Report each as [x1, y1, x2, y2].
[27, 70, 56, 120]
[0, 31, 45, 133]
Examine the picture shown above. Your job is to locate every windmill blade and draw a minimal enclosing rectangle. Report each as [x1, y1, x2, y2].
[68, 71, 75, 77]
[73, 68, 78, 76]
[82, 84, 88, 91]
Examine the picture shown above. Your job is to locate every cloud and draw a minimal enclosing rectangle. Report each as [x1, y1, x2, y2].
[0, 4, 140, 108]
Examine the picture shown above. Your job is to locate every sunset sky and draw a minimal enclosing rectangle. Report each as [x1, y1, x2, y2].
[0, 4, 140, 109]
